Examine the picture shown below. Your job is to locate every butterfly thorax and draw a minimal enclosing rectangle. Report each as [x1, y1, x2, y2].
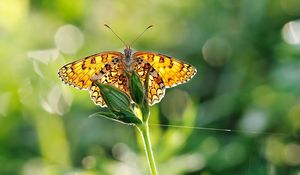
[123, 47, 133, 71]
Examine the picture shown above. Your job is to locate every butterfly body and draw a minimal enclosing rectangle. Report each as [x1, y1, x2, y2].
[58, 48, 196, 107]
[123, 47, 133, 71]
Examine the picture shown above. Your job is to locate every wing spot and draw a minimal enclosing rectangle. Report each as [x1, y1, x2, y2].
[144, 63, 150, 69]
[102, 54, 108, 62]
[105, 64, 111, 70]
[168, 60, 174, 68]
[147, 54, 154, 62]
[91, 57, 96, 64]
[112, 58, 119, 64]
[137, 57, 143, 63]
[159, 57, 164, 63]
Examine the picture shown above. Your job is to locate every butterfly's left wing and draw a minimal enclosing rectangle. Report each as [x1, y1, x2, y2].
[89, 60, 130, 107]
[133, 51, 197, 88]
[131, 59, 165, 105]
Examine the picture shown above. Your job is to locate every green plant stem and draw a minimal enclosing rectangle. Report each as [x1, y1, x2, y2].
[137, 122, 158, 175]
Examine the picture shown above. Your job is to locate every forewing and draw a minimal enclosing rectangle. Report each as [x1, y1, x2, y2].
[133, 51, 197, 88]
[58, 51, 123, 89]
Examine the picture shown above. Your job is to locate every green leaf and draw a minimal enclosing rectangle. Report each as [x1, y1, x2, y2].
[114, 110, 142, 124]
[89, 111, 141, 125]
[89, 111, 119, 120]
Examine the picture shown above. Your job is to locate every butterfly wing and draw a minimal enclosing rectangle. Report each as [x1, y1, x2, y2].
[133, 52, 197, 88]
[131, 59, 165, 105]
[58, 51, 196, 107]
[58, 51, 124, 89]
[89, 60, 129, 107]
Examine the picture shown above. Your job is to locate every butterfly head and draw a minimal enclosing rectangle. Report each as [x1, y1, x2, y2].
[104, 24, 152, 59]
[124, 46, 132, 58]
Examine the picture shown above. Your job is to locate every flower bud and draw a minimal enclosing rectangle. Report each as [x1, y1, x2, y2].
[95, 82, 142, 124]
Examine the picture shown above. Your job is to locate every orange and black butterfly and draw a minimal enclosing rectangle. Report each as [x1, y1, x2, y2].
[58, 25, 197, 107]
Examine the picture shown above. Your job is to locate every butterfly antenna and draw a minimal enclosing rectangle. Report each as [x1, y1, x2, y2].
[104, 24, 128, 47]
[129, 25, 153, 47]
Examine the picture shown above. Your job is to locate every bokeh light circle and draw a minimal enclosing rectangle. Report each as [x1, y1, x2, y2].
[202, 37, 232, 67]
[54, 24, 84, 54]
[282, 20, 300, 45]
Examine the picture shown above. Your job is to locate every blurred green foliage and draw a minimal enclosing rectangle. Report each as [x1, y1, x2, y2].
[1, 0, 300, 174]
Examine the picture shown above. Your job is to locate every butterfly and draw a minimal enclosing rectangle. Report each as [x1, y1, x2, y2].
[58, 25, 197, 107]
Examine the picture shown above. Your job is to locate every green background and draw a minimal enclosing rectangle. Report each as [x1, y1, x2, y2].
[1, 0, 300, 174]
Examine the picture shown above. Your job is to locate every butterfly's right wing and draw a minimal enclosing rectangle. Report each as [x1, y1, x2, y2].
[58, 51, 124, 90]
[131, 58, 166, 105]
[58, 51, 125, 107]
